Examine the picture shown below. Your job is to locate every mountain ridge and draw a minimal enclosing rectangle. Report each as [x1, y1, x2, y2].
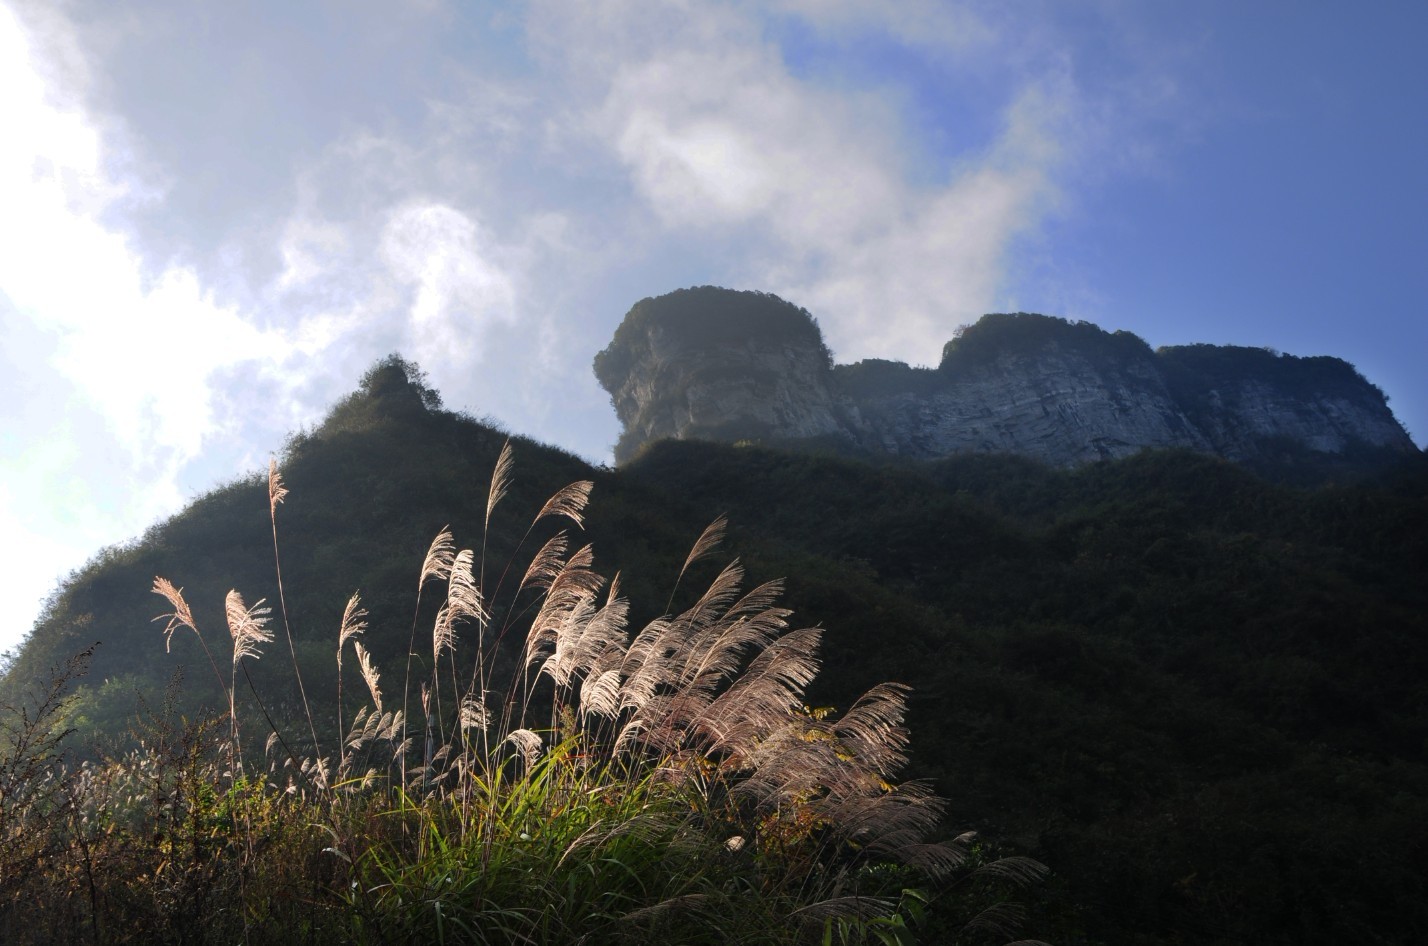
[596, 287, 1417, 473]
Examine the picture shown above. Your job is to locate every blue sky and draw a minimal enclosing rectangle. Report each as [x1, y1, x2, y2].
[3, 0, 1425, 655]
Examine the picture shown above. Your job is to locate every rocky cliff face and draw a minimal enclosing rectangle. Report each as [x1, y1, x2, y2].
[594, 287, 844, 461]
[839, 327, 1212, 464]
[605, 327, 844, 449]
[595, 288, 1418, 469]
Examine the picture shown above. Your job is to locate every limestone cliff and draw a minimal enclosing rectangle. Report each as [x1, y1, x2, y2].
[595, 287, 1418, 469]
[594, 288, 844, 461]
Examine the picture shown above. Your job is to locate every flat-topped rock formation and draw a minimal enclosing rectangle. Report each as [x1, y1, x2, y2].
[594, 286, 1417, 470]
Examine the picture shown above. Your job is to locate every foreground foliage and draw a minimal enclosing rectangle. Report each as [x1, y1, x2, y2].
[0, 441, 1042, 945]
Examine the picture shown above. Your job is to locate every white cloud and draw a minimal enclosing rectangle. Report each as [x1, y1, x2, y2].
[602, 43, 901, 238]
[1, 5, 277, 482]
[0, 3, 106, 196]
[769, 0, 991, 51]
[275, 217, 351, 294]
[258, 123, 535, 403]
[544, 1, 1069, 364]
[775, 79, 1068, 361]
[379, 201, 519, 372]
[0, 481, 84, 650]
[0, 3, 321, 651]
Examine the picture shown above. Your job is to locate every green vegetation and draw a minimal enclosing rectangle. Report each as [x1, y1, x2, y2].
[832, 359, 944, 399]
[1157, 342, 1390, 425]
[0, 381, 1043, 944]
[594, 286, 832, 392]
[1157, 343, 1376, 396]
[939, 314, 1155, 375]
[623, 440, 1428, 945]
[4, 356, 1426, 944]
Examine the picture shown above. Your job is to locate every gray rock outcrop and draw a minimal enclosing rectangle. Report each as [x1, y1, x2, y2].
[595, 287, 1418, 469]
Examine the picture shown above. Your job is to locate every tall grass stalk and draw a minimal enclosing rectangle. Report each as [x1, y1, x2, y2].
[267, 460, 324, 771]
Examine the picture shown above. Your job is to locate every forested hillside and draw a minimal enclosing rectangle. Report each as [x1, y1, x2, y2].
[5, 357, 1426, 944]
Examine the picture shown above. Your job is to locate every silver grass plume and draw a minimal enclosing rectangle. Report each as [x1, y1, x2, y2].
[345, 707, 403, 753]
[579, 668, 624, 720]
[788, 896, 895, 925]
[419, 526, 457, 590]
[832, 682, 913, 775]
[353, 641, 383, 712]
[541, 593, 628, 692]
[535, 480, 594, 528]
[962, 902, 1031, 941]
[432, 604, 454, 664]
[677, 515, 726, 587]
[973, 856, 1051, 886]
[616, 616, 677, 715]
[695, 626, 822, 759]
[518, 532, 570, 594]
[820, 780, 945, 856]
[678, 589, 788, 693]
[670, 607, 792, 743]
[545, 544, 601, 600]
[668, 560, 746, 681]
[522, 545, 603, 679]
[616, 564, 758, 738]
[267, 457, 288, 516]
[447, 549, 487, 625]
[533, 593, 600, 689]
[152, 577, 196, 652]
[506, 728, 543, 767]
[485, 440, 514, 529]
[336, 593, 368, 669]
[460, 696, 490, 732]
[344, 706, 372, 750]
[434, 549, 487, 662]
[225, 590, 273, 663]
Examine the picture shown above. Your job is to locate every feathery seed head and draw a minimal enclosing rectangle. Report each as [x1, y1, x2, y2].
[460, 696, 490, 732]
[446, 549, 487, 626]
[336, 592, 368, 664]
[432, 603, 455, 663]
[506, 728, 543, 767]
[152, 577, 197, 652]
[535, 480, 594, 528]
[352, 640, 383, 712]
[678, 515, 727, 584]
[419, 527, 457, 589]
[225, 590, 273, 663]
[486, 440, 514, 528]
[267, 458, 288, 516]
[519, 532, 570, 594]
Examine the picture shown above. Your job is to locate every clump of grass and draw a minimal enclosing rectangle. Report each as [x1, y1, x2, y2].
[0, 445, 1047, 945]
